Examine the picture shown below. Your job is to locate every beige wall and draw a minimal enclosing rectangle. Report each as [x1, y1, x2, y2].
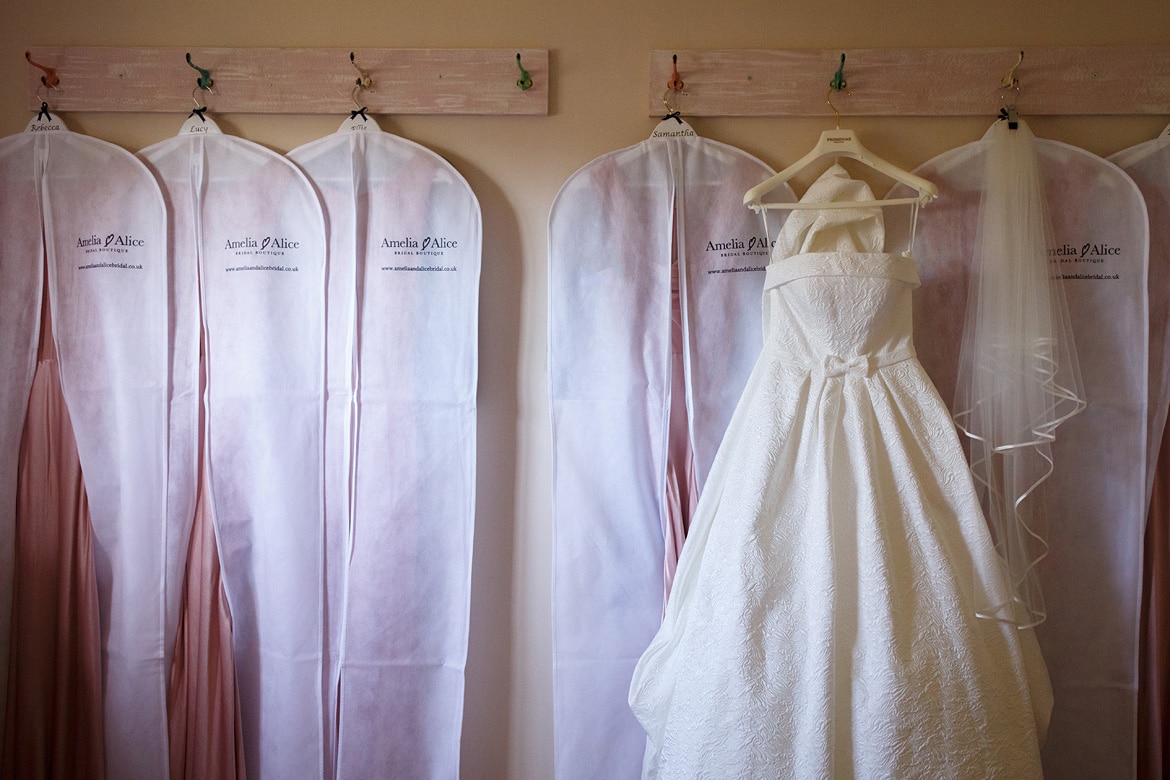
[2, 1, 1167, 777]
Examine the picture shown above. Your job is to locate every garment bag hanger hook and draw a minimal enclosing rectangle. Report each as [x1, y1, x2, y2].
[189, 86, 212, 121]
[998, 50, 1023, 129]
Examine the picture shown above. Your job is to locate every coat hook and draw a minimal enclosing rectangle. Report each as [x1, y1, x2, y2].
[829, 52, 847, 91]
[185, 52, 214, 92]
[826, 53, 850, 128]
[350, 52, 374, 112]
[667, 54, 684, 91]
[662, 54, 685, 123]
[25, 51, 60, 89]
[516, 53, 533, 91]
[350, 52, 373, 90]
[1000, 50, 1023, 90]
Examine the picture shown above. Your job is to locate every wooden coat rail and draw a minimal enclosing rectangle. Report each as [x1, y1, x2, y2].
[649, 46, 1170, 117]
[24, 47, 548, 115]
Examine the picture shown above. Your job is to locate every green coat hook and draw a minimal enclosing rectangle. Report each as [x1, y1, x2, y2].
[830, 53, 847, 92]
[186, 52, 214, 91]
[516, 53, 533, 91]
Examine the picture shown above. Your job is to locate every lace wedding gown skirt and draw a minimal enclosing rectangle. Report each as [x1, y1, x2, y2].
[628, 166, 1052, 779]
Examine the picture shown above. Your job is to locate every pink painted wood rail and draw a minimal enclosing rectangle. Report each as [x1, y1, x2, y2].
[649, 47, 1170, 117]
[24, 47, 548, 115]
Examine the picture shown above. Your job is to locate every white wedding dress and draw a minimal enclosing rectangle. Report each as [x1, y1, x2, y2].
[628, 165, 1052, 779]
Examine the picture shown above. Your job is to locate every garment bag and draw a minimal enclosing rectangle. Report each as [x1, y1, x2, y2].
[1110, 132, 1170, 778]
[139, 129, 328, 780]
[0, 126, 171, 778]
[548, 132, 788, 778]
[1110, 136, 1170, 494]
[288, 117, 481, 779]
[887, 128, 1149, 778]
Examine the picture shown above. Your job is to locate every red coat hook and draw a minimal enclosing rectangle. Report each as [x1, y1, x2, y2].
[667, 54, 684, 91]
[25, 51, 60, 89]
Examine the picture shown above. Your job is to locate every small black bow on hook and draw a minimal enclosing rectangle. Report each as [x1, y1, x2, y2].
[661, 109, 683, 124]
[188, 105, 208, 122]
[350, 106, 369, 122]
[36, 102, 52, 121]
[997, 106, 1019, 130]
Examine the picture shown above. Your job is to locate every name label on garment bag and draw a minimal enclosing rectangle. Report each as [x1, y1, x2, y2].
[650, 117, 697, 139]
[337, 114, 382, 134]
[25, 115, 67, 133]
[177, 113, 223, 136]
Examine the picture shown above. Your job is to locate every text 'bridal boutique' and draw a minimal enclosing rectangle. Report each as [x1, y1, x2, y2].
[629, 165, 1053, 778]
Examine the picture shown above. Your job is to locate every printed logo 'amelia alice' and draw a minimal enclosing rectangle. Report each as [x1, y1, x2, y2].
[706, 235, 772, 253]
[76, 233, 146, 249]
[224, 236, 301, 251]
[380, 236, 459, 251]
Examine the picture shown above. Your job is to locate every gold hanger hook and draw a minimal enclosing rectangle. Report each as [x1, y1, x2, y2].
[825, 87, 851, 129]
[826, 88, 840, 128]
[662, 90, 677, 114]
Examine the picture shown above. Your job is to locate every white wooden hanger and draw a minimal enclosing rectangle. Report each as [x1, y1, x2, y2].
[743, 127, 938, 211]
[744, 56, 937, 211]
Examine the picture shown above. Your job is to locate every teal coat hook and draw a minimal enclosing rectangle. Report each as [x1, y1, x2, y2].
[830, 53, 847, 92]
[186, 52, 214, 91]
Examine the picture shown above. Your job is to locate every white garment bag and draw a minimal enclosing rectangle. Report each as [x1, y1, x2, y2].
[548, 132, 788, 778]
[288, 117, 481, 779]
[140, 126, 328, 779]
[887, 128, 1149, 778]
[1110, 133, 1170, 496]
[0, 126, 172, 777]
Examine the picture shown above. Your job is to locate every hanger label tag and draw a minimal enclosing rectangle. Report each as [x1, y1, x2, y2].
[25, 116, 67, 133]
[178, 114, 223, 135]
[337, 114, 381, 134]
[650, 118, 697, 139]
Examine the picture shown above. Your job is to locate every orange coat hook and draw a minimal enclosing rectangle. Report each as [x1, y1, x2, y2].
[667, 54, 684, 91]
[25, 52, 60, 89]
